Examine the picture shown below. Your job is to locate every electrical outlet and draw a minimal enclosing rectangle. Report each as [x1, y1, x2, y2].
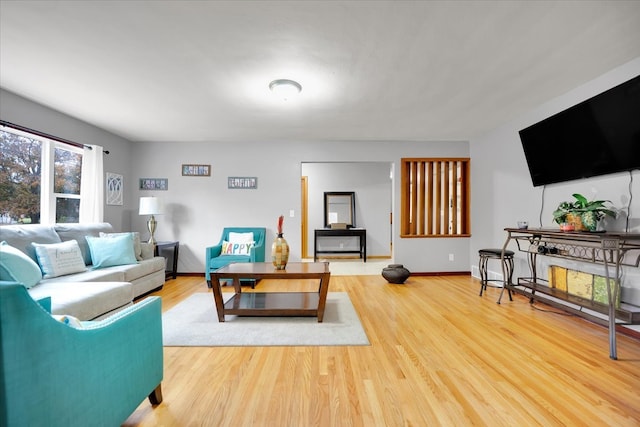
[289, 209, 295, 217]
[448, 253, 454, 261]
[340, 243, 344, 249]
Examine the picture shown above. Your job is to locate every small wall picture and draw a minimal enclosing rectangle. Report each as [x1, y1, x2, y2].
[228, 176, 258, 189]
[182, 164, 211, 176]
[106, 172, 123, 205]
[140, 178, 168, 190]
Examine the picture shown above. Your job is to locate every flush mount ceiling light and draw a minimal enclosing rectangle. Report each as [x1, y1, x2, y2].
[269, 79, 302, 101]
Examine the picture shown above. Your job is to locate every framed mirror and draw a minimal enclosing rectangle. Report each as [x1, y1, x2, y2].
[324, 191, 356, 228]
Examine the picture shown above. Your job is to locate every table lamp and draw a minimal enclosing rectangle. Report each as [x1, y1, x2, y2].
[139, 196, 164, 245]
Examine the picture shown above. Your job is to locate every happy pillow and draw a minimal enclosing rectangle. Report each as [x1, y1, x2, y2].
[221, 240, 254, 256]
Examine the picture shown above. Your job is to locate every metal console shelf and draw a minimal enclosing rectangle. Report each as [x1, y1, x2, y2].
[499, 227, 640, 360]
[314, 228, 366, 262]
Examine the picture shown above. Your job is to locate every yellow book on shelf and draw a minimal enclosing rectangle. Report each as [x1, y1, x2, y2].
[567, 270, 593, 299]
[549, 266, 568, 292]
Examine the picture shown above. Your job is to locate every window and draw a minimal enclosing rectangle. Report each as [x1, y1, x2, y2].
[400, 158, 470, 237]
[53, 145, 82, 223]
[1, 129, 83, 225]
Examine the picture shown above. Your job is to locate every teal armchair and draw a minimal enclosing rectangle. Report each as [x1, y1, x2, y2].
[0, 282, 163, 427]
[205, 227, 266, 288]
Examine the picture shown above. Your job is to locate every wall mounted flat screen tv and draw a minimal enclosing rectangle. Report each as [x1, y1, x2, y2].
[519, 75, 640, 187]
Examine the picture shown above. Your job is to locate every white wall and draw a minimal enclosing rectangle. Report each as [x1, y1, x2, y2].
[129, 140, 470, 274]
[302, 162, 391, 258]
[470, 57, 640, 305]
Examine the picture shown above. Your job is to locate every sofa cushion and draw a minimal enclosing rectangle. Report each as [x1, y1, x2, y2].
[221, 240, 254, 256]
[55, 223, 114, 265]
[28, 281, 133, 321]
[0, 241, 43, 288]
[38, 267, 125, 284]
[0, 224, 61, 262]
[117, 257, 166, 282]
[86, 234, 138, 269]
[140, 242, 155, 260]
[32, 240, 87, 279]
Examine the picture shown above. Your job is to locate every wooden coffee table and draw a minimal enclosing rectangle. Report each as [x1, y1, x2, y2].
[210, 262, 331, 322]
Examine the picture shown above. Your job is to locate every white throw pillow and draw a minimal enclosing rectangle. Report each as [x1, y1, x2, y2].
[51, 314, 84, 329]
[32, 240, 87, 279]
[228, 232, 254, 243]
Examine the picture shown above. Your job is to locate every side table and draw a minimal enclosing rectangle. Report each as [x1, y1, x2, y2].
[155, 241, 179, 280]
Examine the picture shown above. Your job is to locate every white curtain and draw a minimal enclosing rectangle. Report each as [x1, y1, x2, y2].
[79, 145, 104, 223]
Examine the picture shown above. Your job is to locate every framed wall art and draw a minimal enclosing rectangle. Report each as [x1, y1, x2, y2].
[182, 164, 211, 176]
[106, 172, 123, 205]
[139, 178, 168, 190]
[228, 176, 258, 189]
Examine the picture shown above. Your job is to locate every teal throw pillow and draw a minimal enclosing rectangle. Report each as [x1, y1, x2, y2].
[99, 231, 143, 261]
[32, 240, 87, 279]
[86, 234, 138, 269]
[0, 241, 43, 288]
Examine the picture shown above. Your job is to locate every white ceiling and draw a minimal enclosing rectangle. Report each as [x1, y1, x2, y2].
[1, 1, 639, 143]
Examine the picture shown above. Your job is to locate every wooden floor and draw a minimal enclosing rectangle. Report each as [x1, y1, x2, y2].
[123, 274, 640, 427]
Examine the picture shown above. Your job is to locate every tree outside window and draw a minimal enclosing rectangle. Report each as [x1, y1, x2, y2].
[0, 131, 42, 224]
[54, 147, 82, 223]
[1, 130, 82, 224]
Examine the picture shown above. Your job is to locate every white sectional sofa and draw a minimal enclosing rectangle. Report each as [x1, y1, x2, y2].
[0, 223, 166, 320]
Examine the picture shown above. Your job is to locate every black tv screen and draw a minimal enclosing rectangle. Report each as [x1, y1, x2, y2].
[519, 75, 640, 187]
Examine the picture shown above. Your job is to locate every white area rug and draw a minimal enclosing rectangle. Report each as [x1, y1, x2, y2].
[162, 292, 369, 346]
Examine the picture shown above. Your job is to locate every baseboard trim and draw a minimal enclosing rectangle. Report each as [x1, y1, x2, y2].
[411, 271, 471, 276]
[177, 271, 472, 277]
[618, 325, 640, 341]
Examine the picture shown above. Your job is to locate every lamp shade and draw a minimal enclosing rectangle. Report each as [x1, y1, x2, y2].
[139, 197, 164, 215]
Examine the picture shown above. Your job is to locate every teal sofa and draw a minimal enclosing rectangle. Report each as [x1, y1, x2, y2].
[0, 282, 163, 427]
[205, 227, 266, 288]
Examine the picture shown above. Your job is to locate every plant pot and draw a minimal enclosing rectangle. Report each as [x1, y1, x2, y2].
[565, 213, 587, 231]
[565, 212, 599, 232]
[580, 211, 598, 231]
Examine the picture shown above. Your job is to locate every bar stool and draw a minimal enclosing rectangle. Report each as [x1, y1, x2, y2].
[478, 248, 514, 301]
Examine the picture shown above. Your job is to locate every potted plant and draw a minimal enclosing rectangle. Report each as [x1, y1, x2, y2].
[552, 193, 616, 232]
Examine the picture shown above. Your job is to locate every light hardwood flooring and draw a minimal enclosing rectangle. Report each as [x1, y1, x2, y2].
[123, 273, 640, 426]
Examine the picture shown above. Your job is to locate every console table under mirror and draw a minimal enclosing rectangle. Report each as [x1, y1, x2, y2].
[316, 191, 366, 262]
[498, 227, 640, 360]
